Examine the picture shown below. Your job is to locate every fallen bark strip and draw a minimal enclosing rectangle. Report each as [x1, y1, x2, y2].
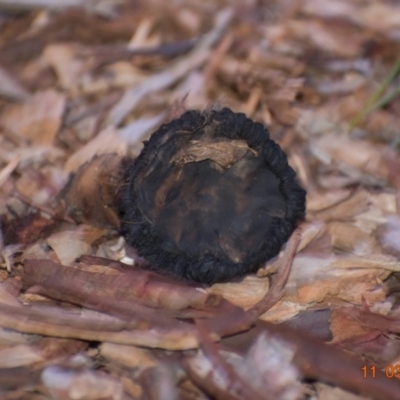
[1, 300, 397, 398]
[0, 302, 200, 350]
[3, 280, 400, 399]
[23, 259, 220, 318]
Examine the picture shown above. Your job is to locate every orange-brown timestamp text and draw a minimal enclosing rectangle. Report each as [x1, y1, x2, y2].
[362, 365, 400, 379]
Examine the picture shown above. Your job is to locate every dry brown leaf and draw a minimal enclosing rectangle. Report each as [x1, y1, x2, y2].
[0, 145, 65, 169]
[329, 307, 378, 344]
[95, 236, 127, 261]
[377, 216, 400, 257]
[302, 0, 400, 34]
[296, 107, 346, 139]
[64, 126, 127, 173]
[120, 376, 143, 399]
[62, 154, 124, 228]
[208, 275, 269, 311]
[43, 43, 85, 92]
[286, 255, 397, 303]
[248, 50, 304, 75]
[0, 281, 22, 307]
[326, 221, 380, 254]
[2, 213, 58, 247]
[357, 4, 400, 32]
[316, 73, 366, 95]
[301, 0, 354, 19]
[81, 61, 147, 94]
[297, 221, 327, 252]
[310, 134, 390, 184]
[46, 225, 106, 266]
[0, 89, 65, 146]
[259, 301, 309, 324]
[172, 138, 256, 170]
[306, 189, 351, 213]
[22, 242, 52, 262]
[309, 189, 370, 222]
[260, 254, 400, 323]
[219, 57, 286, 90]
[287, 20, 361, 57]
[355, 191, 398, 230]
[315, 383, 370, 400]
[15, 167, 66, 205]
[0, 65, 30, 101]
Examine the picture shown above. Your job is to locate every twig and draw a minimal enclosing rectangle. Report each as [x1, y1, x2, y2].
[90, 39, 197, 70]
[107, 8, 234, 127]
[65, 92, 121, 127]
[0, 302, 199, 350]
[247, 227, 302, 319]
[13, 191, 75, 224]
[0, 157, 20, 188]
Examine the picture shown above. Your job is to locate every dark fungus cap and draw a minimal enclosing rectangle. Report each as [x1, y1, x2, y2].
[119, 108, 306, 284]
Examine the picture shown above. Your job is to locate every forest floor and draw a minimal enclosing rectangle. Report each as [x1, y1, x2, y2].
[1, 1, 400, 399]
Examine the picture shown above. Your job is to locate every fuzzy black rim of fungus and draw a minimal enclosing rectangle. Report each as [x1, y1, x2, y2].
[119, 108, 306, 284]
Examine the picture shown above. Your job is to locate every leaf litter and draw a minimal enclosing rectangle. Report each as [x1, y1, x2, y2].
[1, 1, 400, 399]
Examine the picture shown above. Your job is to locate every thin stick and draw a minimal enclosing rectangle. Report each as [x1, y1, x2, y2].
[13, 191, 75, 224]
[0, 157, 20, 188]
[247, 227, 302, 319]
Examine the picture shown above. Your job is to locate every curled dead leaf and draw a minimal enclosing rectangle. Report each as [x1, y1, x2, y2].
[62, 154, 124, 228]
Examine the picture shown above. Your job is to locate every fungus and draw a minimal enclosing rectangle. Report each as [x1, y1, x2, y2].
[119, 108, 306, 284]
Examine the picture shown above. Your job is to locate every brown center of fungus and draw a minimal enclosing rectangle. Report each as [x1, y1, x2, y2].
[119, 108, 306, 284]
